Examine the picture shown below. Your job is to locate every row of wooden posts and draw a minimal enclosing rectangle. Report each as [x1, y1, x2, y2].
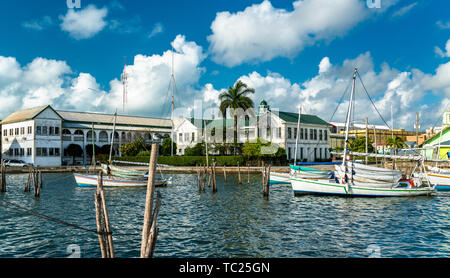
[196, 161, 271, 197]
[94, 142, 162, 258]
[0, 162, 43, 197]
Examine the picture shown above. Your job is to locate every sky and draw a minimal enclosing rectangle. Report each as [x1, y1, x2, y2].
[0, 0, 450, 131]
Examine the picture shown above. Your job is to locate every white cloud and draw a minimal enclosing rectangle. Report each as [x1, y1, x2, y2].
[437, 20, 450, 30]
[60, 5, 108, 39]
[148, 22, 164, 38]
[435, 39, 450, 58]
[22, 16, 53, 31]
[391, 2, 418, 18]
[207, 0, 372, 67]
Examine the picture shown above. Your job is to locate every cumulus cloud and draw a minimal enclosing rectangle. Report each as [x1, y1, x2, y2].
[0, 35, 207, 120]
[435, 39, 450, 58]
[60, 4, 108, 39]
[208, 0, 374, 67]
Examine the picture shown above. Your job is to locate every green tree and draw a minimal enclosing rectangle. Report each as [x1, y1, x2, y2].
[219, 80, 255, 154]
[385, 135, 406, 154]
[161, 137, 177, 156]
[348, 136, 374, 153]
[66, 144, 83, 165]
[184, 142, 206, 156]
[120, 137, 147, 156]
[242, 138, 286, 164]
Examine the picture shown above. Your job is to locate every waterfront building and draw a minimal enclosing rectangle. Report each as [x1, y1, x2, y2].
[422, 126, 450, 159]
[173, 100, 332, 162]
[1, 105, 172, 166]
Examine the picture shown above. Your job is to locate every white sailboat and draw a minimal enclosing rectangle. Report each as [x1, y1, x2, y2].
[290, 68, 435, 197]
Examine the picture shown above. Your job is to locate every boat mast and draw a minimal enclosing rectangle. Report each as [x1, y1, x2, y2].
[171, 48, 175, 156]
[343, 68, 357, 167]
[109, 109, 118, 165]
[91, 122, 95, 170]
[294, 106, 301, 166]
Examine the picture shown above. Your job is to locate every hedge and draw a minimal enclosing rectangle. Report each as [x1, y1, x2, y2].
[112, 155, 245, 166]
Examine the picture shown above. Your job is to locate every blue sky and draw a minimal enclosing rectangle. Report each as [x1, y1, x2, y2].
[0, 0, 450, 130]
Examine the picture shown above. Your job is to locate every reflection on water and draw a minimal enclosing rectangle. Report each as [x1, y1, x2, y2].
[0, 173, 449, 258]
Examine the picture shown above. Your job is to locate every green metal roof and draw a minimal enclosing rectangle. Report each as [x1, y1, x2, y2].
[260, 100, 267, 106]
[422, 126, 450, 146]
[277, 111, 331, 126]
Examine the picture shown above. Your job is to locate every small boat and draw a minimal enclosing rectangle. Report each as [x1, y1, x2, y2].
[269, 172, 291, 184]
[290, 68, 435, 198]
[413, 168, 450, 191]
[74, 173, 167, 188]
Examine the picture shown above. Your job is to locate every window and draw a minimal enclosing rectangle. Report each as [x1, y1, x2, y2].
[20, 127, 25, 135]
[294, 128, 297, 139]
[55, 148, 60, 156]
[20, 148, 24, 156]
[9, 149, 13, 156]
[3, 130, 6, 137]
[49, 127, 54, 136]
[28, 126, 32, 134]
[287, 127, 292, 139]
[14, 148, 19, 156]
[27, 148, 32, 156]
[9, 129, 13, 136]
[300, 128, 304, 140]
[42, 148, 47, 156]
[278, 127, 282, 138]
[310, 129, 314, 140]
[55, 127, 60, 135]
[42, 126, 48, 135]
[36, 126, 42, 135]
[319, 130, 323, 141]
[288, 147, 292, 160]
[324, 130, 328, 141]
[15, 128, 19, 135]
[179, 133, 183, 142]
[49, 148, 54, 156]
[192, 132, 195, 142]
[305, 128, 308, 140]
[314, 129, 317, 140]
[36, 148, 42, 156]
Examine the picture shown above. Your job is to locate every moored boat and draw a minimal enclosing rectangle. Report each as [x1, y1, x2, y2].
[74, 173, 167, 188]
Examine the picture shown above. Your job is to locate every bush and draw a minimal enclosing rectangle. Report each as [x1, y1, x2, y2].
[113, 155, 245, 166]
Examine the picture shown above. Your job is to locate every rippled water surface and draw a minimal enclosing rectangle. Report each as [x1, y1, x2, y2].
[0, 173, 449, 258]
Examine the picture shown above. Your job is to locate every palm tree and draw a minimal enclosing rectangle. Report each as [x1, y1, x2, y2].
[219, 80, 255, 154]
[385, 135, 406, 155]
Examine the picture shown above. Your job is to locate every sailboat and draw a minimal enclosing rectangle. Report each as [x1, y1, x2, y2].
[290, 68, 435, 197]
[269, 106, 333, 184]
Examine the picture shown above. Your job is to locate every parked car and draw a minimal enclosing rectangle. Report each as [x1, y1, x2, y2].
[4, 160, 30, 167]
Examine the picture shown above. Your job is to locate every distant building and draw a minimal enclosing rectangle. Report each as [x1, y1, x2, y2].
[1, 105, 172, 166]
[173, 100, 332, 162]
[422, 126, 450, 159]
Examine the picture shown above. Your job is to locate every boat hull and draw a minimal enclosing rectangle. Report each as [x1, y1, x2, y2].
[423, 173, 450, 191]
[73, 173, 167, 188]
[269, 172, 291, 184]
[290, 177, 435, 197]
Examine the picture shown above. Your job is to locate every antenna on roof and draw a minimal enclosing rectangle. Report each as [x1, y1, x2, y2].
[121, 57, 128, 114]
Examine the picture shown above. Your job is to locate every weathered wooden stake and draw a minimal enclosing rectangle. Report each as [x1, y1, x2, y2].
[141, 143, 159, 258]
[212, 161, 217, 193]
[223, 165, 227, 182]
[1, 160, 6, 193]
[238, 162, 242, 184]
[247, 164, 250, 184]
[97, 171, 114, 258]
[24, 166, 32, 192]
[33, 169, 40, 197]
[94, 182, 107, 258]
[39, 170, 43, 189]
[202, 166, 207, 191]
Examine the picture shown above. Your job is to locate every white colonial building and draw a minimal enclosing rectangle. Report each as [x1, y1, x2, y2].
[1, 105, 172, 166]
[173, 100, 332, 162]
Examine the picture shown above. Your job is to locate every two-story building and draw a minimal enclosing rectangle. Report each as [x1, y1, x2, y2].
[173, 100, 332, 162]
[1, 105, 172, 166]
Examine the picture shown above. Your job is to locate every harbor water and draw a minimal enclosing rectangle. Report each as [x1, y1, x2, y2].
[0, 172, 449, 258]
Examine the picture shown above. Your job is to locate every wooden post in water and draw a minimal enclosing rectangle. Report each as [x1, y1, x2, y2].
[223, 165, 227, 182]
[202, 166, 207, 191]
[33, 168, 40, 197]
[94, 171, 114, 258]
[141, 143, 160, 258]
[212, 160, 217, 193]
[24, 166, 32, 192]
[39, 170, 43, 189]
[238, 161, 242, 184]
[263, 164, 271, 197]
[247, 163, 250, 184]
[1, 160, 6, 193]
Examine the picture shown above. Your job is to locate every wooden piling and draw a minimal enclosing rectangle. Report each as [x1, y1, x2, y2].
[202, 166, 207, 191]
[263, 164, 271, 197]
[24, 166, 32, 192]
[1, 160, 6, 193]
[212, 161, 217, 193]
[223, 165, 227, 182]
[247, 164, 250, 184]
[141, 143, 160, 258]
[33, 168, 40, 197]
[39, 170, 43, 189]
[143, 191, 161, 258]
[94, 171, 114, 258]
[238, 162, 242, 184]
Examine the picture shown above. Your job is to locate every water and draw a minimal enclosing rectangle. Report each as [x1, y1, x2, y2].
[0, 173, 449, 258]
